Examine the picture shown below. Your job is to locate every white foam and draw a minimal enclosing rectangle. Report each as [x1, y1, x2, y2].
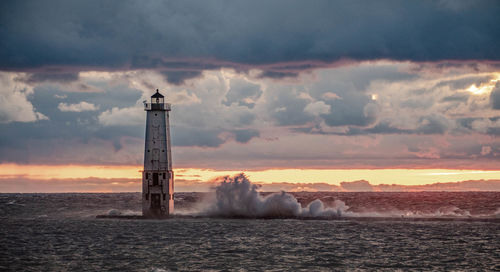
[197, 174, 348, 218]
[106, 209, 141, 216]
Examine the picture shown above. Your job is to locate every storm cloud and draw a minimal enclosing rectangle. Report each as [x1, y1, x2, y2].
[491, 82, 500, 109]
[1, 0, 499, 75]
[0, 1, 499, 172]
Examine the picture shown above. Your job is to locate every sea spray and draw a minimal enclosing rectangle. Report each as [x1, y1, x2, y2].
[189, 174, 482, 219]
[200, 173, 349, 218]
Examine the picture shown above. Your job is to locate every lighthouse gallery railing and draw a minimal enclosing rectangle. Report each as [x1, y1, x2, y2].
[143, 103, 171, 111]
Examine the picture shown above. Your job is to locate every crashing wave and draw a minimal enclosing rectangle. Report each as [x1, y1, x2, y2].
[187, 173, 496, 220]
[199, 173, 348, 218]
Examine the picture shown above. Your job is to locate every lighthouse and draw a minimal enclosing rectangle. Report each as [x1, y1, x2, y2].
[142, 89, 174, 217]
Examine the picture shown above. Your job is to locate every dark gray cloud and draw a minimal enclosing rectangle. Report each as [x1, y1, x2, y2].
[491, 82, 500, 110]
[416, 115, 450, 135]
[293, 121, 410, 136]
[1, 57, 498, 169]
[456, 118, 477, 130]
[257, 71, 299, 79]
[0, 82, 252, 163]
[278, 92, 379, 132]
[294, 115, 455, 136]
[30, 84, 141, 121]
[171, 126, 260, 147]
[440, 94, 469, 103]
[436, 75, 494, 90]
[160, 71, 203, 85]
[321, 96, 378, 127]
[487, 126, 500, 136]
[400, 98, 434, 109]
[17, 72, 79, 83]
[232, 129, 260, 143]
[300, 63, 417, 128]
[0, 102, 143, 164]
[268, 90, 313, 126]
[237, 112, 256, 126]
[1, 0, 499, 74]
[172, 126, 225, 148]
[223, 79, 262, 109]
[347, 122, 412, 135]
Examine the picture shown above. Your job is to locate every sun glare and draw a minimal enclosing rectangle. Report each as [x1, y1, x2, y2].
[466, 74, 500, 95]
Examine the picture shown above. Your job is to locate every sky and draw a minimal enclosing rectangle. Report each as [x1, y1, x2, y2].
[1, 0, 500, 192]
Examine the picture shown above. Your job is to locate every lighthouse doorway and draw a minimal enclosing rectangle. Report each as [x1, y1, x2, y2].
[151, 194, 161, 210]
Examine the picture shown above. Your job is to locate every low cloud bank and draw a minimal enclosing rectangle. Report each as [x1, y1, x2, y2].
[0, 177, 140, 193]
[175, 178, 500, 192]
[1, 176, 499, 193]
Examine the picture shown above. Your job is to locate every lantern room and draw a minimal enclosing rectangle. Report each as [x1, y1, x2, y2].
[151, 89, 164, 104]
[144, 89, 171, 111]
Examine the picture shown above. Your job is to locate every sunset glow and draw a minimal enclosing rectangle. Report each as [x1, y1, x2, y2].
[2, 164, 500, 192]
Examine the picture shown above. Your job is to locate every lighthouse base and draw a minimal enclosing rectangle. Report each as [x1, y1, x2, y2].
[142, 170, 174, 217]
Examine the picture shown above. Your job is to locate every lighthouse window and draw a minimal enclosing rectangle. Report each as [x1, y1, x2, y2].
[147, 150, 150, 152]
[155, 113, 157, 116]
[153, 173, 159, 186]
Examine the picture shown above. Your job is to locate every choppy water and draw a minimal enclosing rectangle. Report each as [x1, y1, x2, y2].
[1, 192, 499, 271]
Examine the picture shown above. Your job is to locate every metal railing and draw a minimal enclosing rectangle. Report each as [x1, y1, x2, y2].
[144, 103, 171, 111]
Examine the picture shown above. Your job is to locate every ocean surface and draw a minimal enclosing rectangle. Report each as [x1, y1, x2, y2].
[1, 191, 499, 271]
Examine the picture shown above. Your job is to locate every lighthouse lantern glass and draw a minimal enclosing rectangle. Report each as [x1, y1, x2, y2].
[152, 96, 164, 104]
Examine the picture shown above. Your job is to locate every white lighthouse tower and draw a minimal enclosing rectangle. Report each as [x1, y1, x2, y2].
[142, 89, 174, 218]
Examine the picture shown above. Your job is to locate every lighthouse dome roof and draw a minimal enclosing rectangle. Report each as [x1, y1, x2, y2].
[151, 89, 164, 98]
